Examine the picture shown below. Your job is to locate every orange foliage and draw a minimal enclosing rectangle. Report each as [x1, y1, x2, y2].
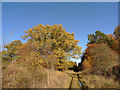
[15, 43, 36, 56]
[82, 59, 92, 71]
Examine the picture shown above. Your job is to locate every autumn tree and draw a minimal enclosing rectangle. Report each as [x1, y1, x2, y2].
[112, 25, 120, 52]
[80, 26, 119, 74]
[56, 59, 76, 71]
[21, 24, 81, 70]
[88, 31, 115, 47]
[82, 59, 92, 72]
[113, 25, 120, 40]
[79, 43, 118, 75]
[2, 40, 22, 62]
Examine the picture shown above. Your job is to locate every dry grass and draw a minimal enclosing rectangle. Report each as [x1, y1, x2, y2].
[2, 60, 47, 88]
[71, 75, 80, 88]
[2, 59, 72, 88]
[44, 69, 72, 88]
[79, 74, 119, 88]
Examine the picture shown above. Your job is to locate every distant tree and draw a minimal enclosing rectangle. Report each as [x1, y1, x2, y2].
[88, 31, 108, 44]
[88, 31, 114, 47]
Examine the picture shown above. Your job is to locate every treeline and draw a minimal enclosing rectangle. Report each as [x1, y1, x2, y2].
[2, 24, 81, 71]
[2, 24, 120, 74]
[78, 25, 120, 81]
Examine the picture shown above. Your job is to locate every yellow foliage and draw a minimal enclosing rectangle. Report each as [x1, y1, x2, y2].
[28, 29, 32, 32]
[19, 24, 82, 70]
[24, 30, 27, 33]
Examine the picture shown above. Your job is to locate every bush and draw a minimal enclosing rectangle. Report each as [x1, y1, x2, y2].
[81, 43, 118, 75]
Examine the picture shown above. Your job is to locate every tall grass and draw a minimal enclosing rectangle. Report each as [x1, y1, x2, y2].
[2, 60, 47, 88]
[79, 74, 118, 88]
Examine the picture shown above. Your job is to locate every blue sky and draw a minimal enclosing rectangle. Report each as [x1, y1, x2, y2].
[2, 2, 118, 63]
